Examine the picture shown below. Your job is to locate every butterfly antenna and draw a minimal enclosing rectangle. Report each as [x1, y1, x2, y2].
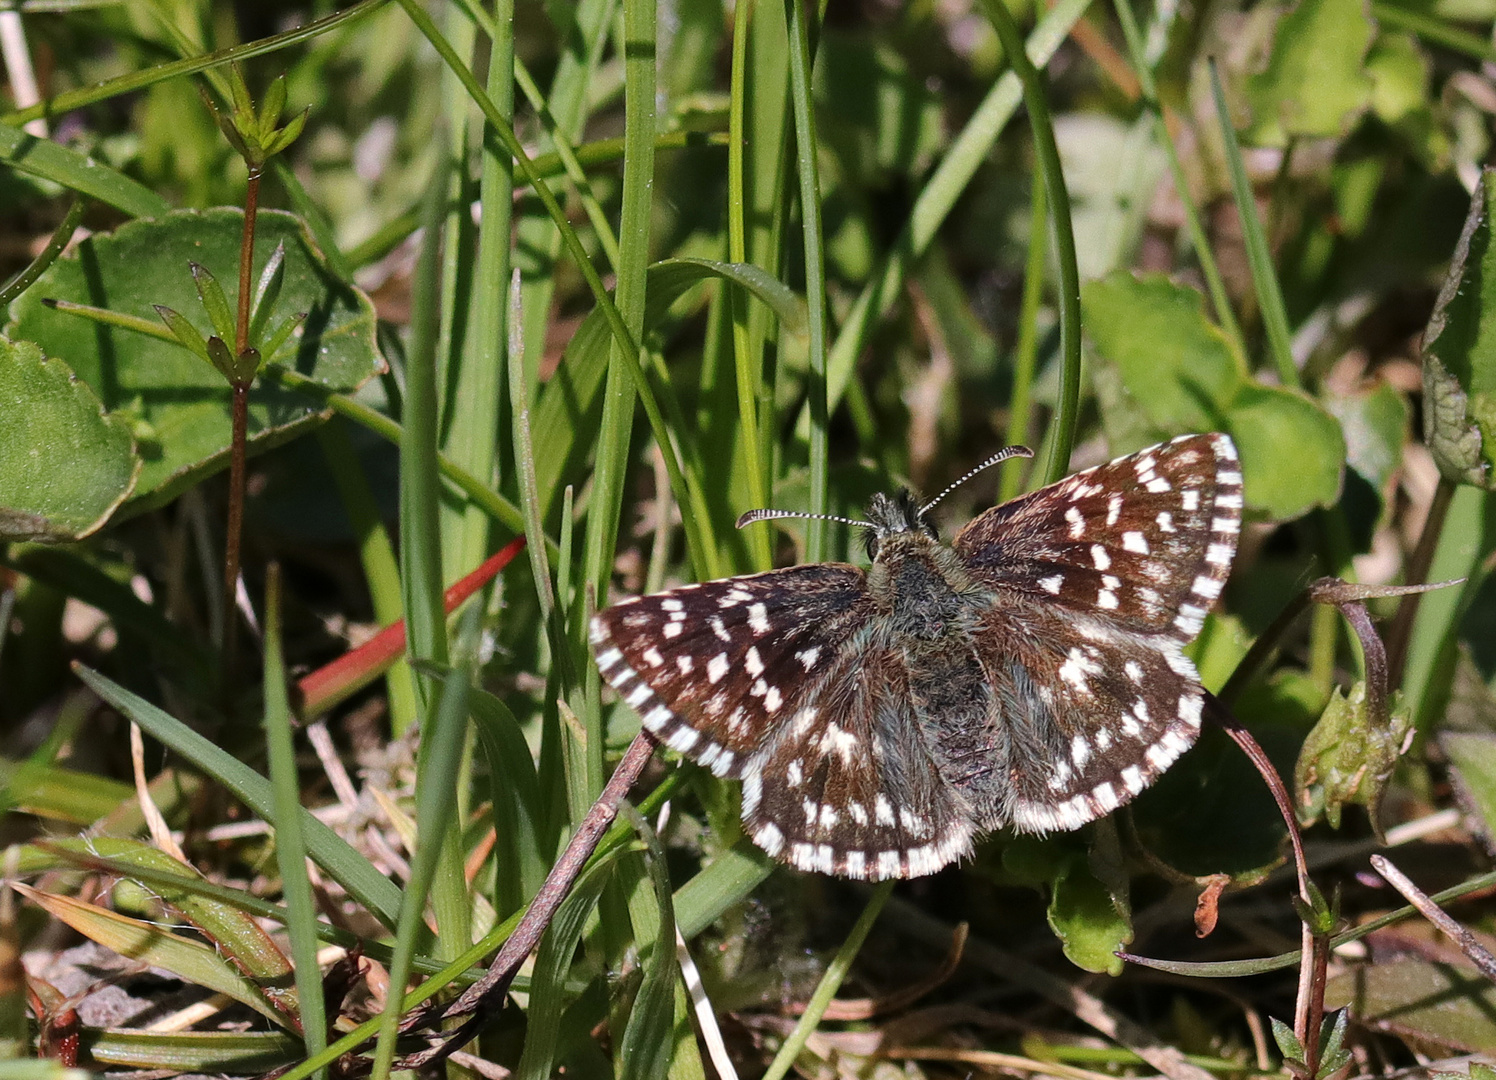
[736, 508, 875, 530]
[920, 445, 1034, 516]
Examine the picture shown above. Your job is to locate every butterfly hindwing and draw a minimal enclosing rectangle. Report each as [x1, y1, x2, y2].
[742, 647, 976, 880]
[963, 600, 1207, 833]
[588, 564, 875, 779]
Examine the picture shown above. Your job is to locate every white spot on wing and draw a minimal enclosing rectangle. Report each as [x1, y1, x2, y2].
[1091, 544, 1111, 570]
[1122, 530, 1149, 554]
[748, 602, 771, 634]
[707, 653, 729, 684]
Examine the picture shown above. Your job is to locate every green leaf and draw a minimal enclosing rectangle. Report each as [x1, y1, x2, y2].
[81, 1029, 302, 1072]
[8, 208, 383, 508]
[1294, 681, 1412, 830]
[189, 262, 236, 345]
[1324, 377, 1412, 493]
[1084, 271, 1345, 518]
[1325, 957, 1496, 1051]
[1083, 272, 1244, 431]
[152, 304, 212, 364]
[1423, 168, 1496, 489]
[1222, 383, 1346, 520]
[1270, 1015, 1304, 1062]
[0, 124, 170, 219]
[1002, 835, 1131, 975]
[1242, 0, 1375, 146]
[0, 338, 139, 541]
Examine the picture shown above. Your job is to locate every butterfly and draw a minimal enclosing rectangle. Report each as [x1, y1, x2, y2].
[589, 434, 1243, 879]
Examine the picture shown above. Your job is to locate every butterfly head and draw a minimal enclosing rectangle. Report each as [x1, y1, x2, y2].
[863, 489, 936, 560]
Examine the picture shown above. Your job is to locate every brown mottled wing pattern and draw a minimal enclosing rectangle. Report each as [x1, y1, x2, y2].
[741, 647, 977, 879]
[953, 433, 1243, 641]
[588, 564, 873, 779]
[950, 434, 1243, 832]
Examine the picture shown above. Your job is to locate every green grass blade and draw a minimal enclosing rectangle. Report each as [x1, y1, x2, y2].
[2, 0, 389, 129]
[1001, 167, 1046, 502]
[315, 421, 418, 732]
[512, 858, 619, 1080]
[370, 608, 480, 1080]
[1111, 0, 1247, 365]
[72, 665, 402, 929]
[262, 566, 327, 1074]
[813, 0, 1089, 428]
[619, 807, 681, 1080]
[760, 881, 893, 1080]
[0, 125, 168, 218]
[1208, 59, 1299, 388]
[784, 0, 831, 560]
[979, 0, 1081, 484]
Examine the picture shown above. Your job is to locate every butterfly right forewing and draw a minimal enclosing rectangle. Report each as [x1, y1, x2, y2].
[953, 433, 1243, 641]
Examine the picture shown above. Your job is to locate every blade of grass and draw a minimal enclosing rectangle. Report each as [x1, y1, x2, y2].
[1208, 59, 1298, 388]
[0, 195, 83, 306]
[394, 0, 714, 581]
[72, 665, 403, 929]
[262, 566, 326, 1072]
[398, 137, 474, 991]
[510, 857, 617, 1080]
[1371, 1, 1496, 62]
[1001, 168, 1046, 502]
[784, 0, 831, 560]
[810, 0, 1089, 430]
[12, 884, 289, 1026]
[761, 881, 894, 1080]
[618, 806, 683, 1080]
[314, 422, 418, 731]
[261, 364, 533, 545]
[579, 0, 663, 824]
[1111, 0, 1246, 364]
[2, 0, 389, 128]
[979, 0, 1081, 484]
[725, 0, 774, 571]
[370, 607, 480, 1080]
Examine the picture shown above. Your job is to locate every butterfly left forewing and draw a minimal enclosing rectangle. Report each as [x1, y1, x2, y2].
[589, 564, 874, 778]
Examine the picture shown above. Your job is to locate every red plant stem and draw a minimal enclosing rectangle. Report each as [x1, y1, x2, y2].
[1207, 694, 1325, 1077]
[398, 730, 658, 1064]
[237, 167, 260, 355]
[222, 380, 249, 665]
[295, 536, 527, 718]
[222, 167, 262, 667]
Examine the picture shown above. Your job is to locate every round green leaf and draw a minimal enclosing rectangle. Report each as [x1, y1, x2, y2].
[7, 208, 382, 508]
[0, 337, 139, 541]
[1224, 383, 1346, 520]
[1242, 0, 1374, 146]
[1082, 271, 1244, 433]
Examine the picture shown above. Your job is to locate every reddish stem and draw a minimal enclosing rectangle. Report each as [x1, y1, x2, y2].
[295, 536, 527, 718]
[222, 167, 262, 669]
